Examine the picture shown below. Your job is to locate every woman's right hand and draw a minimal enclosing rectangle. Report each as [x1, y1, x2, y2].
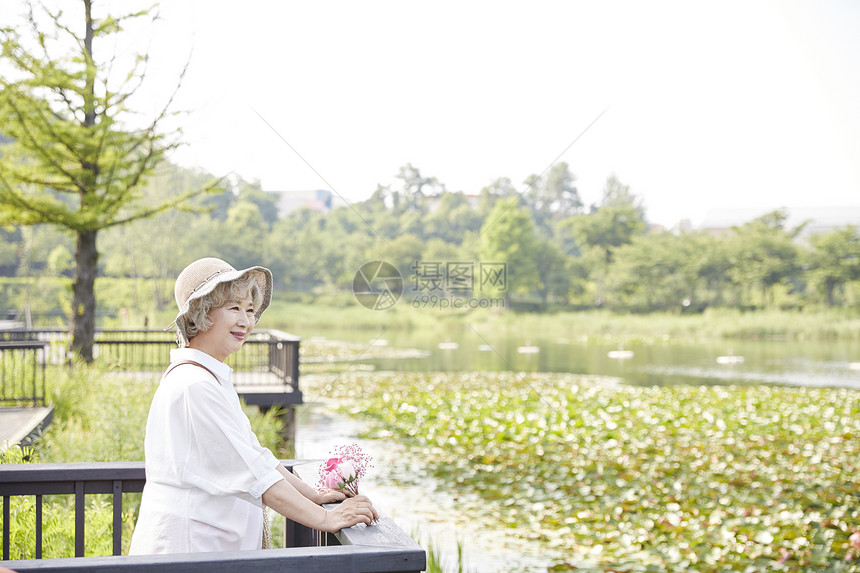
[322, 495, 379, 532]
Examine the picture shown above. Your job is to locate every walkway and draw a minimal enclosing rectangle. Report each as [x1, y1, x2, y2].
[0, 406, 54, 451]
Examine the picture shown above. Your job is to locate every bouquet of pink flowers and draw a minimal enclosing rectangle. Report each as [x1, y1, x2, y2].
[316, 443, 373, 496]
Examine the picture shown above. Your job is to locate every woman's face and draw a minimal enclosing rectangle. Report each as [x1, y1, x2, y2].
[188, 294, 256, 362]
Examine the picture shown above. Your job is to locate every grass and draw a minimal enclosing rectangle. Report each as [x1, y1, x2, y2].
[413, 527, 475, 573]
[265, 304, 860, 345]
[459, 307, 860, 343]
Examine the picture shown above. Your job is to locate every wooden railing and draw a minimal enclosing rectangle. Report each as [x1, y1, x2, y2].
[0, 461, 425, 572]
[0, 341, 48, 406]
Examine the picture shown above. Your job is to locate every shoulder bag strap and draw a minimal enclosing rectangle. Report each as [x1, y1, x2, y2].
[163, 359, 220, 383]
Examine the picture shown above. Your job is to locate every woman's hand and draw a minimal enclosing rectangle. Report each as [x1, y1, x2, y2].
[321, 495, 379, 532]
[312, 487, 348, 505]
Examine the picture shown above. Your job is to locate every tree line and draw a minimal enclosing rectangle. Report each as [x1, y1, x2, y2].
[4, 159, 860, 313]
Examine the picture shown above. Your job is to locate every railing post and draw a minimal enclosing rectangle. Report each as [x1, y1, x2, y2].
[3, 494, 9, 560]
[74, 481, 85, 557]
[291, 340, 300, 388]
[30, 345, 37, 406]
[35, 495, 42, 559]
[112, 481, 122, 556]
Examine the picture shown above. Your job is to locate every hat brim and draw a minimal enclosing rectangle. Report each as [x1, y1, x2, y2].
[172, 266, 273, 344]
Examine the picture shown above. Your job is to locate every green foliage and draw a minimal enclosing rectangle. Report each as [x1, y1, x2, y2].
[413, 527, 476, 573]
[423, 192, 484, 244]
[0, 0, 222, 360]
[523, 162, 582, 233]
[0, 444, 135, 559]
[805, 226, 860, 306]
[1, 444, 38, 464]
[479, 198, 540, 297]
[3, 153, 860, 316]
[728, 211, 802, 307]
[42, 361, 156, 462]
[466, 307, 860, 343]
[607, 233, 697, 312]
[0, 2, 190, 231]
[307, 370, 860, 572]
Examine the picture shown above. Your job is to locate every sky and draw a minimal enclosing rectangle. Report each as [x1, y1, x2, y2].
[4, 0, 860, 228]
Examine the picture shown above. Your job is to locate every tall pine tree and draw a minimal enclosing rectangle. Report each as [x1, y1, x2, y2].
[0, 1, 215, 360]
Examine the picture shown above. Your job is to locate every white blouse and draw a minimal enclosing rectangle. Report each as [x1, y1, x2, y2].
[129, 348, 285, 554]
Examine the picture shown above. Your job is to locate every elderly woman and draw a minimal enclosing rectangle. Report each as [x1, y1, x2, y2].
[129, 257, 377, 554]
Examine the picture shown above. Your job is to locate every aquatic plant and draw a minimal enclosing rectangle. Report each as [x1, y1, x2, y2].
[308, 371, 860, 572]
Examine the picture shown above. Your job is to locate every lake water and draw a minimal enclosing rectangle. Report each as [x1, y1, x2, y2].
[298, 325, 860, 390]
[291, 324, 860, 572]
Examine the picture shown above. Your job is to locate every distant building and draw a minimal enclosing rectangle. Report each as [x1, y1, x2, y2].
[698, 206, 860, 239]
[270, 189, 333, 218]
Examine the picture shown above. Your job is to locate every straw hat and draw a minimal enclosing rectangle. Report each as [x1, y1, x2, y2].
[171, 257, 273, 345]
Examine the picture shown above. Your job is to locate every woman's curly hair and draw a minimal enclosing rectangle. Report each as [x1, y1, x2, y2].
[181, 274, 263, 344]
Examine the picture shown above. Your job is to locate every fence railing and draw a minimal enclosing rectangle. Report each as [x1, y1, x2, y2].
[0, 461, 425, 573]
[0, 328, 302, 405]
[0, 341, 48, 406]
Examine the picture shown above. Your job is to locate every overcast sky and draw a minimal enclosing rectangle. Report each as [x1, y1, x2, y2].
[4, 1, 860, 227]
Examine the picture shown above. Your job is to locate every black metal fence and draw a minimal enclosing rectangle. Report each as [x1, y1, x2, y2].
[0, 328, 302, 405]
[0, 341, 48, 406]
[0, 461, 144, 559]
[0, 461, 425, 572]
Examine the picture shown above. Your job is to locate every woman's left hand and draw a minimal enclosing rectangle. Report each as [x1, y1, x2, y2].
[313, 488, 348, 505]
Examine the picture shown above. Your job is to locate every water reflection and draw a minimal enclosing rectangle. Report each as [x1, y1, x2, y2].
[300, 327, 860, 390]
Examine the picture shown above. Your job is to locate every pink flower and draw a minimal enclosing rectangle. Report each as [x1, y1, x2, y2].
[316, 443, 373, 496]
[337, 460, 356, 482]
[322, 468, 343, 490]
[323, 457, 343, 473]
[850, 531, 860, 550]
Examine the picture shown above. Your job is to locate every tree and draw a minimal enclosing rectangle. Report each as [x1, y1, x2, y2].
[423, 191, 483, 244]
[218, 201, 268, 270]
[600, 173, 646, 221]
[605, 233, 688, 312]
[680, 231, 734, 309]
[805, 226, 860, 306]
[561, 203, 647, 266]
[0, 1, 216, 360]
[522, 162, 583, 233]
[478, 177, 519, 217]
[727, 210, 803, 307]
[478, 197, 540, 303]
[0, 227, 19, 275]
[533, 240, 570, 306]
[237, 181, 279, 228]
[265, 213, 329, 292]
[561, 175, 647, 266]
[392, 163, 444, 213]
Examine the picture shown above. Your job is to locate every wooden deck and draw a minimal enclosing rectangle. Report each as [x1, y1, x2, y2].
[0, 406, 53, 450]
[233, 371, 303, 407]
